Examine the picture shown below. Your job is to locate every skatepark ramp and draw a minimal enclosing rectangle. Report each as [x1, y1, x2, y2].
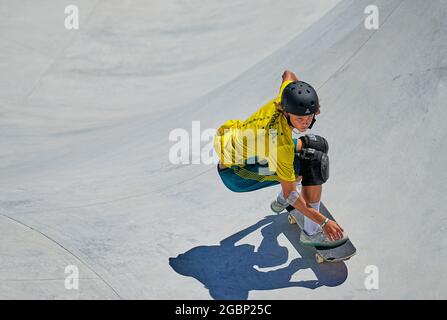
[0, 0, 446, 299]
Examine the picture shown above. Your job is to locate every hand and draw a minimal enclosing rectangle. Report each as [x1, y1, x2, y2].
[323, 220, 344, 241]
[282, 70, 298, 82]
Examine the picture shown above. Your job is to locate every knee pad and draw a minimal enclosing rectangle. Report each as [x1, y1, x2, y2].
[299, 148, 329, 186]
[299, 134, 329, 154]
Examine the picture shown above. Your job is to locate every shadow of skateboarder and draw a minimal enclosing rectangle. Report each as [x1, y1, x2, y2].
[169, 213, 348, 299]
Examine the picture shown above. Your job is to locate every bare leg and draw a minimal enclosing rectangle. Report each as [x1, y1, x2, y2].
[301, 184, 323, 235]
[301, 185, 322, 204]
[278, 177, 323, 205]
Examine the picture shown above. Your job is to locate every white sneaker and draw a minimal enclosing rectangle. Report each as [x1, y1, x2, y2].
[270, 199, 288, 214]
[299, 230, 348, 248]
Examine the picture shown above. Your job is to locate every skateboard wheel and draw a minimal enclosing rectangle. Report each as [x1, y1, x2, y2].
[288, 215, 296, 225]
[316, 254, 324, 264]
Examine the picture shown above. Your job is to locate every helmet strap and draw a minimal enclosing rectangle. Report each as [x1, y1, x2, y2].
[308, 115, 316, 129]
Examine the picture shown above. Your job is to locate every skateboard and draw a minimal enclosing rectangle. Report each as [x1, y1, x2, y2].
[285, 203, 356, 264]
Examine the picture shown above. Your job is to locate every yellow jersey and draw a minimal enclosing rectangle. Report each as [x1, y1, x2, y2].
[214, 80, 297, 182]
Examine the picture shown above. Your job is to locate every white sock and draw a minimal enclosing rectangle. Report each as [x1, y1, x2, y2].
[277, 181, 302, 206]
[304, 201, 322, 236]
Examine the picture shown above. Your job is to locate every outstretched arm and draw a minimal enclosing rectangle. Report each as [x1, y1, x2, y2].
[280, 179, 344, 241]
[280, 179, 326, 226]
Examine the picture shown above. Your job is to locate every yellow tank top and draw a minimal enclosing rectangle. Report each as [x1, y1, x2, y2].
[214, 80, 297, 182]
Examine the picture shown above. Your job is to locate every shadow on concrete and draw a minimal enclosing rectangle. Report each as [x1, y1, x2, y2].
[169, 213, 348, 299]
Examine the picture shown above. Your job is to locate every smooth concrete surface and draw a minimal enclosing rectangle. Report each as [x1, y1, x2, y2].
[1, 0, 446, 299]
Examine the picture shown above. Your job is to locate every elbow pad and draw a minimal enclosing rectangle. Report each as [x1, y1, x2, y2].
[286, 191, 300, 205]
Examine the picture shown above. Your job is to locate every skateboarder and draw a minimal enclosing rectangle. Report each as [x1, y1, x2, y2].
[213, 70, 347, 248]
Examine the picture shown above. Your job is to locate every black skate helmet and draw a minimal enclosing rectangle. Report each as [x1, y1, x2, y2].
[281, 81, 319, 116]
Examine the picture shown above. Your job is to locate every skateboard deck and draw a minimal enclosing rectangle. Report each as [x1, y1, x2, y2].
[285, 203, 356, 263]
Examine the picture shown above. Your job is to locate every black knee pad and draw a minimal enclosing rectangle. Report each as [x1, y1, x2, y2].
[299, 148, 329, 186]
[299, 134, 329, 154]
